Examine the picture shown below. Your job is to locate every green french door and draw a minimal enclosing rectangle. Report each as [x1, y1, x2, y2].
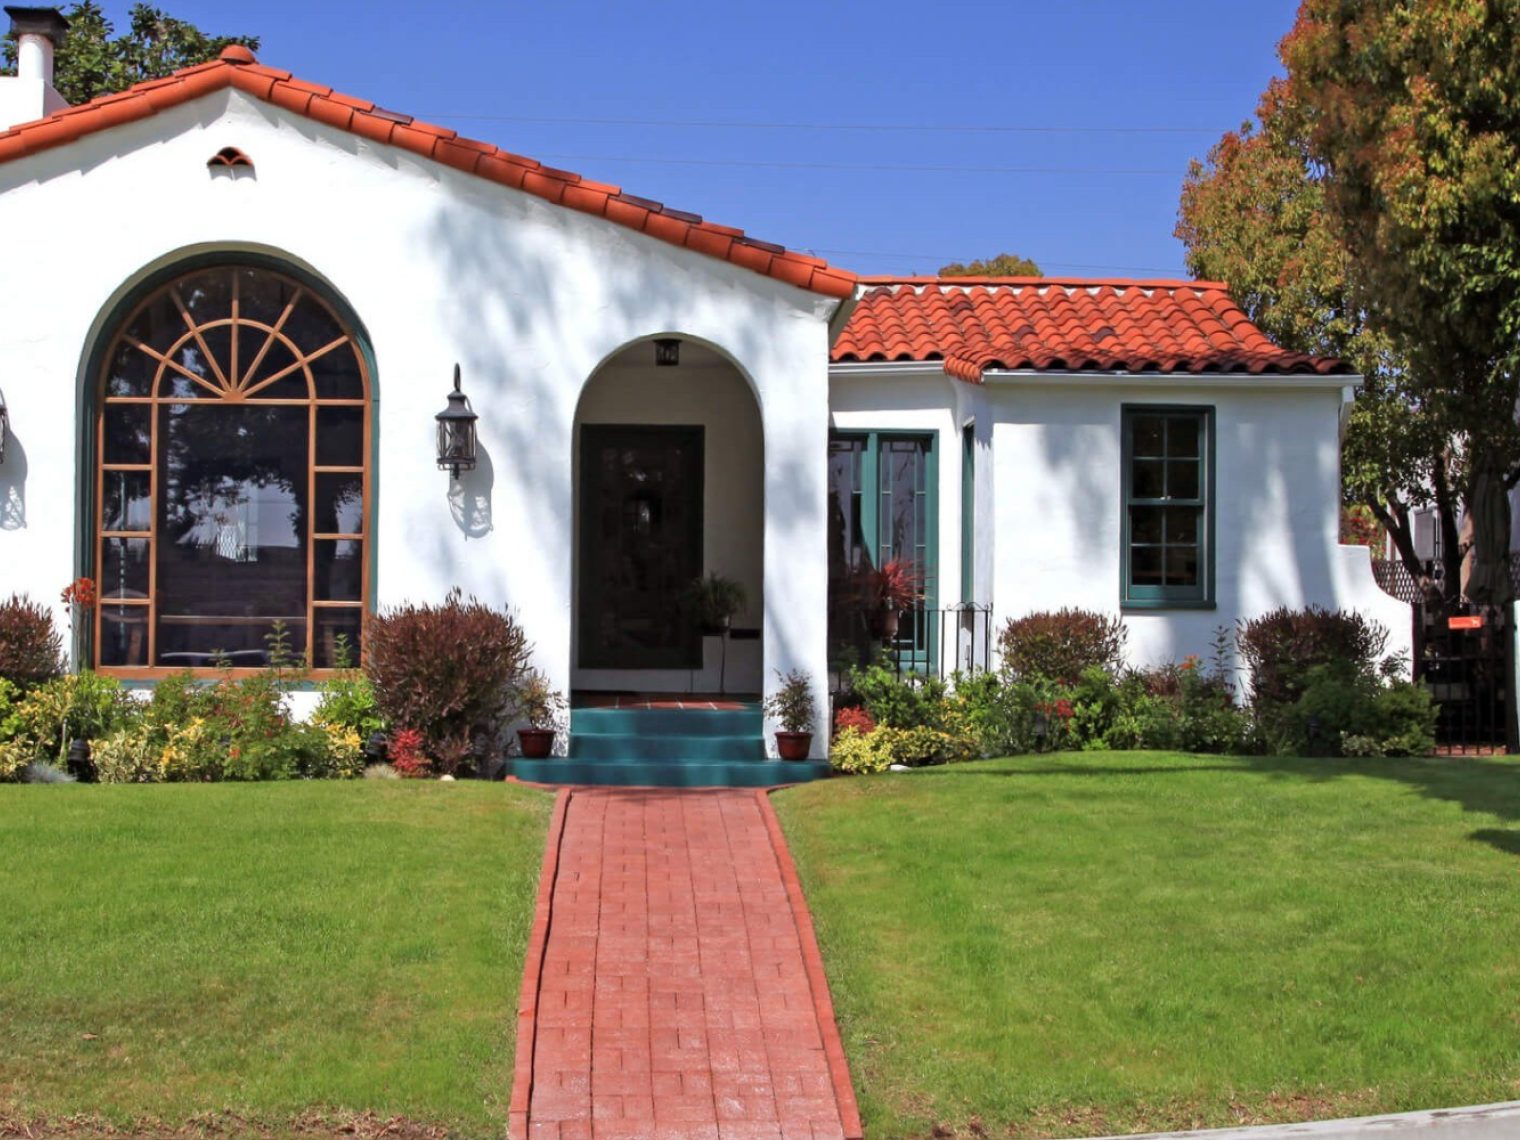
[579, 425, 704, 669]
[827, 431, 937, 672]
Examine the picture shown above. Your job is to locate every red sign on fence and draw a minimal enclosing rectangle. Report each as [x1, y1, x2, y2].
[1448, 615, 1486, 630]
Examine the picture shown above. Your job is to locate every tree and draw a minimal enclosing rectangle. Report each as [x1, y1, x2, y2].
[938, 252, 1042, 277]
[1176, 78, 1462, 603]
[1, 2, 257, 105]
[1282, 1, 1520, 606]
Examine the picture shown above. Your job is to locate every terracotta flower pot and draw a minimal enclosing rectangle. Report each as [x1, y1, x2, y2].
[775, 731, 813, 761]
[517, 727, 556, 759]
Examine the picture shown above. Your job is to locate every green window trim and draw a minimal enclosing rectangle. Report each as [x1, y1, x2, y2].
[1120, 405, 1215, 610]
[961, 422, 975, 602]
[827, 429, 939, 670]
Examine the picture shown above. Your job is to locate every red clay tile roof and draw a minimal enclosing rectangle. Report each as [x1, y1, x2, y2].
[833, 277, 1352, 380]
[0, 46, 856, 300]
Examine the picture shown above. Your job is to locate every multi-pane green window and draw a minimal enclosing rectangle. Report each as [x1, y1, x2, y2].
[1121, 407, 1213, 607]
[827, 431, 937, 669]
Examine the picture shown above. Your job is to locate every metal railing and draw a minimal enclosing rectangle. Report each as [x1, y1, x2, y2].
[829, 602, 994, 689]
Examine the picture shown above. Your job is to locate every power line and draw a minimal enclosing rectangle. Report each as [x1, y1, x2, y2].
[535, 152, 1182, 176]
[419, 112, 1224, 136]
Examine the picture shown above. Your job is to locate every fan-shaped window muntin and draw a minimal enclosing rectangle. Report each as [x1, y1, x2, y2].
[95, 265, 371, 674]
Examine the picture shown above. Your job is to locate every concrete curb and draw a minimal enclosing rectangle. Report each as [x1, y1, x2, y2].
[1094, 1101, 1520, 1140]
[507, 786, 572, 1140]
[756, 788, 866, 1140]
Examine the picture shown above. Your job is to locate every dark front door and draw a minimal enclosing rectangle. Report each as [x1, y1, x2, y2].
[579, 425, 704, 670]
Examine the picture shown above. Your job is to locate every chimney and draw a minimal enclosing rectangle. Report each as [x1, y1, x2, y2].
[1, 6, 68, 130]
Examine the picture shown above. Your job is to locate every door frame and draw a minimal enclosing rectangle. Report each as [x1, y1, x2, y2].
[577, 423, 705, 670]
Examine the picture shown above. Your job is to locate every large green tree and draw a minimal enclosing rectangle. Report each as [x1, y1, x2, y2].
[1283, 0, 1520, 606]
[1176, 78, 1462, 603]
[938, 252, 1042, 277]
[2, 2, 257, 105]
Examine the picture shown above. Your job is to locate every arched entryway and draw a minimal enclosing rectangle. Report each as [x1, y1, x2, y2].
[571, 337, 764, 696]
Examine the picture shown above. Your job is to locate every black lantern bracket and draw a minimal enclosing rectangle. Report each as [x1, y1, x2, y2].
[435, 362, 479, 481]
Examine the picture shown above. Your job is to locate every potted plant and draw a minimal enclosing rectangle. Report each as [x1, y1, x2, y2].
[514, 671, 566, 759]
[764, 669, 816, 761]
[682, 572, 747, 635]
[861, 558, 923, 640]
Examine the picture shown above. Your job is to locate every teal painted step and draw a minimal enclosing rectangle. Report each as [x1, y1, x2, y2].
[512, 756, 831, 788]
[570, 707, 764, 737]
[571, 733, 763, 762]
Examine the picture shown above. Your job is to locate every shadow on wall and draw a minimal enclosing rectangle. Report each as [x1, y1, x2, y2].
[448, 441, 494, 539]
[416, 179, 810, 619]
[0, 428, 25, 530]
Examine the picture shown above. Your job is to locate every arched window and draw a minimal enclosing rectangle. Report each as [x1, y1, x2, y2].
[94, 264, 371, 673]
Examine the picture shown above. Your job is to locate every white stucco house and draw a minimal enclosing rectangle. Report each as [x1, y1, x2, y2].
[0, 16, 1407, 773]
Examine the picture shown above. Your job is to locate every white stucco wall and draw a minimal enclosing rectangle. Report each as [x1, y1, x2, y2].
[0, 89, 838, 751]
[828, 365, 1414, 677]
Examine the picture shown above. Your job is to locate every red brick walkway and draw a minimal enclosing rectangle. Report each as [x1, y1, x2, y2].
[511, 788, 862, 1140]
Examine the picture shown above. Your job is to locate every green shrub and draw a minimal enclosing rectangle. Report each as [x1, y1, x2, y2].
[998, 608, 1127, 682]
[91, 670, 365, 783]
[1237, 606, 1390, 709]
[1266, 663, 1436, 757]
[848, 664, 948, 729]
[364, 590, 532, 775]
[0, 594, 63, 688]
[828, 724, 979, 775]
[312, 668, 384, 740]
[0, 672, 139, 776]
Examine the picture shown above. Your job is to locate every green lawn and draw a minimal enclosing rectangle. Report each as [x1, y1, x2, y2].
[775, 751, 1520, 1139]
[0, 782, 551, 1139]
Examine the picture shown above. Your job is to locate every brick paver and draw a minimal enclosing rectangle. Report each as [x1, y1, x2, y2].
[518, 789, 858, 1140]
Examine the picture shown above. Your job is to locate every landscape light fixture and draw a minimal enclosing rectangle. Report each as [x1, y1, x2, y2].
[654, 338, 681, 367]
[435, 363, 478, 480]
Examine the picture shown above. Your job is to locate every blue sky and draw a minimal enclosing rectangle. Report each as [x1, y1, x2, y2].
[99, 1, 1298, 279]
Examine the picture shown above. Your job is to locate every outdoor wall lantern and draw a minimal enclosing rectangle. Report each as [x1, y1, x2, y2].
[654, 337, 681, 367]
[435, 363, 478, 480]
[0, 386, 8, 466]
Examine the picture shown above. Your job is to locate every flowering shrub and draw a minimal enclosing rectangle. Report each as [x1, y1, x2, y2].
[60, 577, 98, 610]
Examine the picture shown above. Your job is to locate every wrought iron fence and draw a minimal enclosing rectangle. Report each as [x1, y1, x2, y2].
[829, 602, 995, 691]
[1371, 559, 1515, 753]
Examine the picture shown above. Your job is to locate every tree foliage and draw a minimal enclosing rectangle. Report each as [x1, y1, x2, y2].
[1176, 78, 1460, 601]
[1, 2, 257, 105]
[938, 252, 1042, 277]
[1282, 0, 1520, 605]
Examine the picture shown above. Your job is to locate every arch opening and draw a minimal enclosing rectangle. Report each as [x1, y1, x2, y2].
[571, 336, 765, 697]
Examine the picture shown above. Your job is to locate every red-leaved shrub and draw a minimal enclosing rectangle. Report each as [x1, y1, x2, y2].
[1236, 606, 1389, 708]
[388, 727, 431, 779]
[364, 590, 531, 775]
[998, 608, 1127, 682]
[0, 594, 63, 687]
[833, 705, 876, 737]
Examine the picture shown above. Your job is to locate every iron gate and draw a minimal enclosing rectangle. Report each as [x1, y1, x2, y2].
[1413, 603, 1513, 754]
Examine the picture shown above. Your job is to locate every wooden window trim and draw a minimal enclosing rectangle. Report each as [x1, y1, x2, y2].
[93, 264, 373, 677]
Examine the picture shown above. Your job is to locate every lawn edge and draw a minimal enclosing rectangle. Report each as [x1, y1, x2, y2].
[756, 788, 865, 1140]
[508, 786, 572, 1140]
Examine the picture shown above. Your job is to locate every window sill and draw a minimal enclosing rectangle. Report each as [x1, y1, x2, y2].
[1121, 599, 1218, 612]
